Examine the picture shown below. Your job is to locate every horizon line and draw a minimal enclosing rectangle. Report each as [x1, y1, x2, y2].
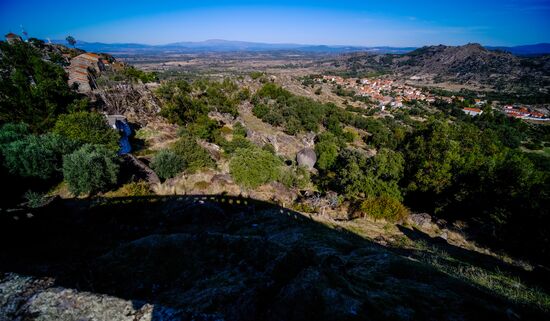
[36, 37, 550, 48]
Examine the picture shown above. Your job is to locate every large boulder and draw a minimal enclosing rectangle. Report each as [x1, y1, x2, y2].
[409, 213, 433, 229]
[296, 148, 317, 170]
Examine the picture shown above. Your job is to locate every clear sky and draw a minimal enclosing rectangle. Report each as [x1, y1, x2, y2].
[1, 0, 549, 46]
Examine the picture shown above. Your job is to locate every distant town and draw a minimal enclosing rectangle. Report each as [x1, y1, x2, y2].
[317, 74, 550, 121]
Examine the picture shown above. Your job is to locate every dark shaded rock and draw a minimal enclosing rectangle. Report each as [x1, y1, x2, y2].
[1, 196, 548, 321]
[409, 213, 432, 229]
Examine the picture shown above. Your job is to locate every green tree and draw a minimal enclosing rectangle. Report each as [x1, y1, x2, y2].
[65, 36, 76, 48]
[315, 132, 340, 171]
[150, 149, 186, 180]
[333, 148, 404, 200]
[404, 121, 461, 194]
[53, 112, 120, 150]
[0, 41, 77, 131]
[0, 123, 29, 146]
[62, 144, 119, 196]
[230, 146, 283, 188]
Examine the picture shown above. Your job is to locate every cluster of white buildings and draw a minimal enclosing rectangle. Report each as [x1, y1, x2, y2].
[502, 105, 548, 121]
[320, 75, 442, 108]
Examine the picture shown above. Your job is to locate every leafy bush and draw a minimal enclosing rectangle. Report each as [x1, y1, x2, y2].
[230, 146, 283, 188]
[159, 95, 207, 125]
[0, 123, 29, 146]
[315, 132, 340, 171]
[249, 71, 264, 80]
[359, 196, 409, 222]
[66, 98, 91, 113]
[262, 142, 276, 155]
[279, 166, 311, 189]
[404, 121, 462, 194]
[172, 135, 214, 172]
[219, 126, 233, 135]
[2, 133, 76, 179]
[237, 88, 251, 101]
[122, 66, 158, 83]
[53, 112, 119, 150]
[150, 149, 186, 180]
[62, 144, 119, 196]
[232, 122, 247, 137]
[220, 136, 254, 154]
[107, 181, 151, 197]
[24, 190, 48, 208]
[185, 115, 220, 141]
[252, 103, 270, 119]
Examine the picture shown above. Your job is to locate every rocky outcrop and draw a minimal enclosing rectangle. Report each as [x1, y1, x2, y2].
[0, 273, 202, 321]
[1, 197, 546, 320]
[409, 213, 433, 229]
[123, 154, 160, 185]
[296, 148, 317, 170]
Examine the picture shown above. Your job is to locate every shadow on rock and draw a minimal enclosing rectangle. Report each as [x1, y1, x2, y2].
[0, 195, 548, 321]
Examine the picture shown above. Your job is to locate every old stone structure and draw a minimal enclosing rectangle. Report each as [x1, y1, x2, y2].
[4, 32, 22, 44]
[66, 53, 105, 93]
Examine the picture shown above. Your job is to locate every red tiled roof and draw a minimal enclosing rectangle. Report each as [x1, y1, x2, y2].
[463, 107, 482, 112]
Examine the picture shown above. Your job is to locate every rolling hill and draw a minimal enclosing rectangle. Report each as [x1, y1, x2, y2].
[334, 43, 550, 93]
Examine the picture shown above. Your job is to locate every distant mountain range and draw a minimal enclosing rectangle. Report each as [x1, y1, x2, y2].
[486, 43, 550, 56]
[49, 39, 550, 56]
[47, 39, 411, 54]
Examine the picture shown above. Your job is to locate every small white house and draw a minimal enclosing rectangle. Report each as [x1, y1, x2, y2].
[462, 107, 483, 116]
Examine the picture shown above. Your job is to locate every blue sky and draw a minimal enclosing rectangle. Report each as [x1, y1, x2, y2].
[1, 0, 549, 46]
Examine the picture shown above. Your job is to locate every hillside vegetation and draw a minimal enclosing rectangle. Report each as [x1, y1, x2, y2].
[1, 39, 549, 320]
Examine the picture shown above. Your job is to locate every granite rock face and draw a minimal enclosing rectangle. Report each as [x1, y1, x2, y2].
[409, 213, 433, 229]
[296, 148, 317, 170]
[0, 196, 546, 321]
[0, 273, 191, 321]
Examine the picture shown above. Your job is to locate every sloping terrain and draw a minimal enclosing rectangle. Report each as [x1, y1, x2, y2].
[331, 44, 550, 93]
[1, 196, 548, 321]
